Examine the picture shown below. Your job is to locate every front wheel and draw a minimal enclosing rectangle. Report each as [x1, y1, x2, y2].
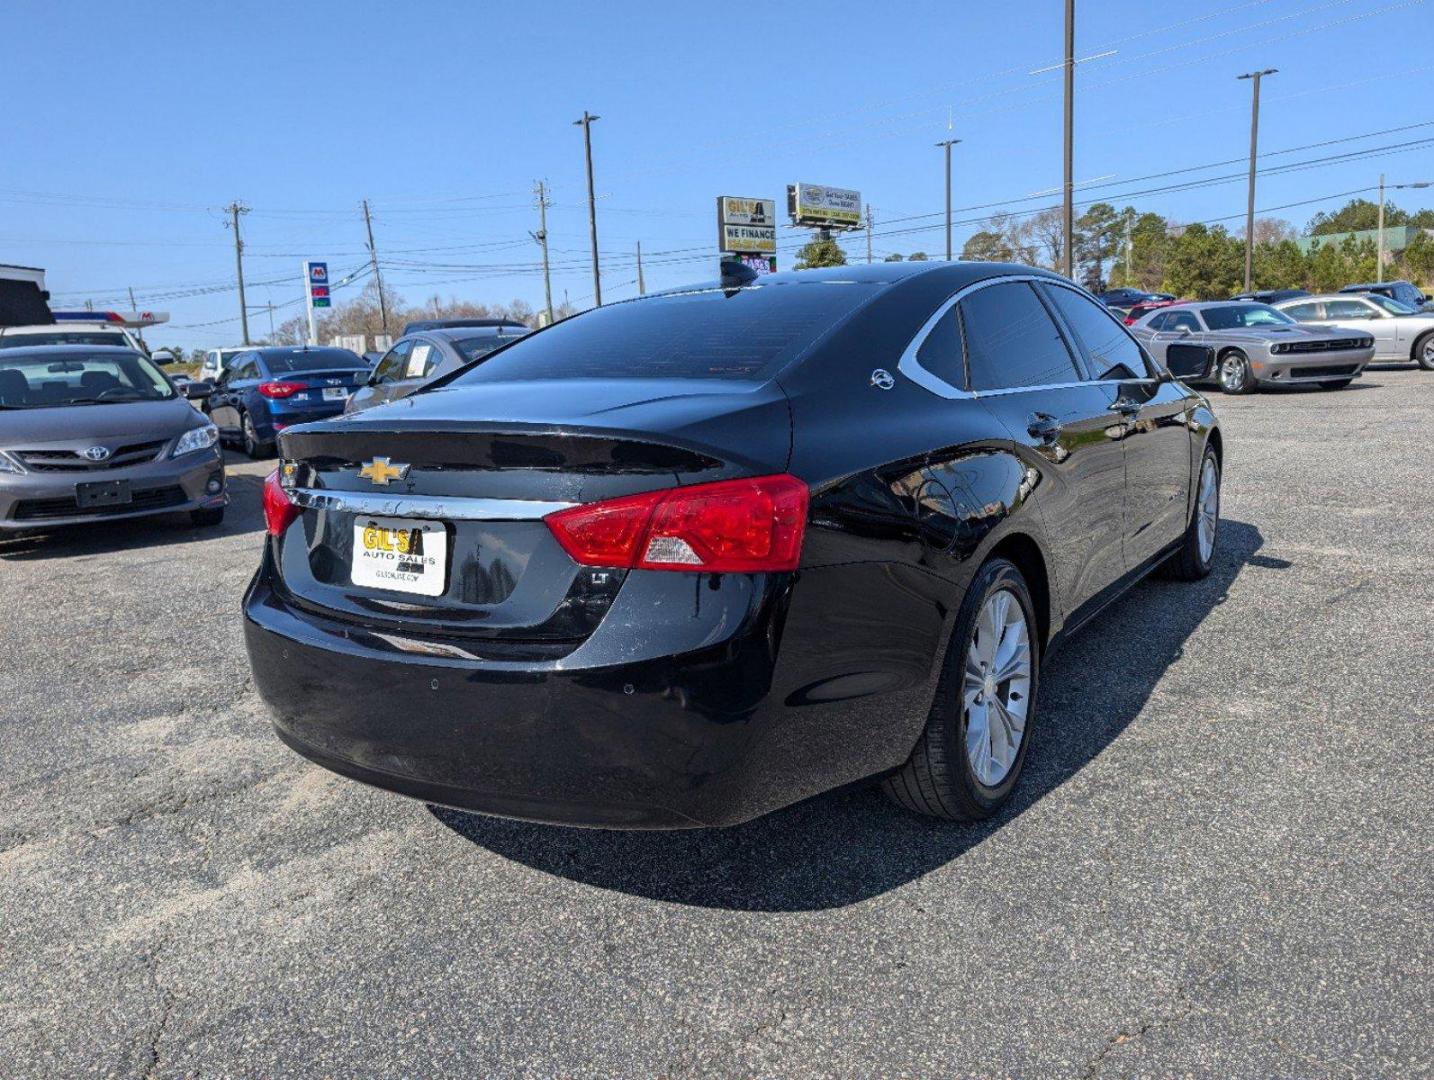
[883, 558, 1039, 822]
[1414, 331, 1434, 371]
[1162, 446, 1220, 581]
[1218, 351, 1256, 394]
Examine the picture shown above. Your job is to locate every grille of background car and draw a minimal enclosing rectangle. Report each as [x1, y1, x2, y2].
[1272, 339, 1366, 354]
[11, 485, 187, 521]
[13, 440, 169, 472]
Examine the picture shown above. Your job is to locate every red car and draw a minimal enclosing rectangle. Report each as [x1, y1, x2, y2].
[1122, 298, 1181, 326]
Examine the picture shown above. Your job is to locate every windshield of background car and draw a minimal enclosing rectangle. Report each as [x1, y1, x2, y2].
[453, 334, 525, 362]
[1200, 304, 1294, 330]
[260, 348, 363, 374]
[447, 283, 883, 384]
[0, 331, 130, 349]
[0, 351, 174, 408]
[1365, 294, 1417, 315]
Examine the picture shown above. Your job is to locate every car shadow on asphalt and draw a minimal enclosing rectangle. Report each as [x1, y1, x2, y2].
[431, 518, 1275, 911]
[0, 467, 266, 561]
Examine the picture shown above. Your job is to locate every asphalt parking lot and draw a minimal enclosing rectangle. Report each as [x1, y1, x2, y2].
[3, 370, 1431, 1079]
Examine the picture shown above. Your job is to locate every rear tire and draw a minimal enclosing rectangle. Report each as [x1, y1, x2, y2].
[882, 558, 1039, 822]
[190, 507, 225, 528]
[1162, 445, 1220, 581]
[241, 412, 273, 460]
[1318, 378, 1354, 390]
[1217, 350, 1256, 394]
[1414, 331, 1434, 371]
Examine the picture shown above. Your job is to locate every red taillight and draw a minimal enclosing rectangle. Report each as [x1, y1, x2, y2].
[262, 470, 301, 537]
[546, 474, 808, 573]
[258, 381, 303, 399]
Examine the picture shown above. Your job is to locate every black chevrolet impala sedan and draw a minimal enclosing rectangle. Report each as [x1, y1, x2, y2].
[245, 262, 1222, 828]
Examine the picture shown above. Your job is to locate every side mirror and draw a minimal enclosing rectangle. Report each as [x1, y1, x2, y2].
[1175, 324, 1193, 336]
[183, 380, 214, 399]
[1164, 342, 1215, 382]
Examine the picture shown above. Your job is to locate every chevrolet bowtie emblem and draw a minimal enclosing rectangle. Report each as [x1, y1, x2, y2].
[358, 457, 410, 486]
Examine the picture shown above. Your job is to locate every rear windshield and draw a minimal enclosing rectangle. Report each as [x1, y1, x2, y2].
[1200, 304, 1293, 329]
[0, 351, 174, 408]
[454, 333, 526, 362]
[447, 282, 882, 384]
[0, 331, 130, 349]
[261, 348, 363, 374]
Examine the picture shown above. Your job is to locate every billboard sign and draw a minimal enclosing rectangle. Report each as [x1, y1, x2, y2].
[787, 183, 862, 229]
[717, 196, 778, 258]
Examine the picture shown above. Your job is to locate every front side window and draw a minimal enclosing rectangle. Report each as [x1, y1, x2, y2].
[371, 342, 412, 384]
[1146, 312, 1171, 331]
[1042, 284, 1151, 380]
[960, 282, 1080, 392]
[1168, 311, 1203, 333]
[0, 350, 174, 408]
[1324, 299, 1376, 321]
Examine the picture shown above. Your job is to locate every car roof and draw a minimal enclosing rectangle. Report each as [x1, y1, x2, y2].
[1274, 293, 1375, 303]
[410, 325, 531, 342]
[1339, 282, 1407, 291]
[0, 343, 144, 357]
[646, 261, 1070, 303]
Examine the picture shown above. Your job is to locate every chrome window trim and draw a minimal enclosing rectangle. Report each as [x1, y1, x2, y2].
[899, 274, 1140, 398]
[288, 488, 575, 520]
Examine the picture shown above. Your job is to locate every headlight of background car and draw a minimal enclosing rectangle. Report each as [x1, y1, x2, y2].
[1270, 343, 1286, 354]
[0, 451, 26, 475]
[172, 424, 219, 458]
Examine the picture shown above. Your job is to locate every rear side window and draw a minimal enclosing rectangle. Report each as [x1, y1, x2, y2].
[1146, 312, 1170, 331]
[1282, 302, 1322, 321]
[960, 282, 1080, 391]
[1042, 284, 1151, 379]
[449, 282, 883, 384]
[915, 306, 966, 389]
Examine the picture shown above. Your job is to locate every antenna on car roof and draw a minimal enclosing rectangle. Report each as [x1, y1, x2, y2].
[719, 259, 759, 291]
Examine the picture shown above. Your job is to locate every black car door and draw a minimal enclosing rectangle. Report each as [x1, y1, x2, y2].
[206, 354, 251, 433]
[1040, 283, 1193, 571]
[953, 279, 1130, 611]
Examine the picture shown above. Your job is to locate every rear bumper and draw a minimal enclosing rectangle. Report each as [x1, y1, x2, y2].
[0, 448, 226, 530]
[243, 549, 944, 829]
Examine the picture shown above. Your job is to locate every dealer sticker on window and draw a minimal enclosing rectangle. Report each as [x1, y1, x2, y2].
[351, 516, 448, 597]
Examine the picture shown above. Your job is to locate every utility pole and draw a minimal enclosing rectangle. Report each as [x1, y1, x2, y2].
[361, 199, 390, 340]
[267, 300, 275, 340]
[127, 286, 145, 349]
[573, 111, 602, 306]
[1376, 177, 1432, 281]
[865, 204, 873, 263]
[1237, 68, 1276, 293]
[225, 201, 251, 345]
[531, 180, 555, 324]
[936, 138, 960, 261]
[636, 241, 646, 296]
[1123, 218, 1133, 284]
[1062, 0, 1075, 279]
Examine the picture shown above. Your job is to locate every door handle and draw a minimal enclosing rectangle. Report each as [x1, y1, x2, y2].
[1027, 412, 1062, 443]
[1108, 399, 1141, 418]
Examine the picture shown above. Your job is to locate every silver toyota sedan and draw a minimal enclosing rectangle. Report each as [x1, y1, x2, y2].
[1272, 293, 1434, 371]
[1130, 301, 1375, 394]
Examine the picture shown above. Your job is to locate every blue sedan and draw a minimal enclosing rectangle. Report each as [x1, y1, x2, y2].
[205, 346, 370, 458]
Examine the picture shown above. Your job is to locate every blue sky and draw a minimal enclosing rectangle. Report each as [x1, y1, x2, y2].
[4, 0, 1432, 348]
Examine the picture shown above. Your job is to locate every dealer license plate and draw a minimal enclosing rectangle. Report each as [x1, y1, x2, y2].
[351, 516, 448, 596]
[322, 387, 349, 401]
[75, 480, 132, 509]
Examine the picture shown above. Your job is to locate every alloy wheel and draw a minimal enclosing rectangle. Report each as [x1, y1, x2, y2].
[243, 414, 257, 456]
[1219, 355, 1247, 393]
[1197, 455, 1220, 563]
[962, 588, 1032, 787]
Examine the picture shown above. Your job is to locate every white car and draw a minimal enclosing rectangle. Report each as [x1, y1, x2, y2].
[199, 346, 250, 384]
[1274, 293, 1434, 370]
[0, 319, 145, 352]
